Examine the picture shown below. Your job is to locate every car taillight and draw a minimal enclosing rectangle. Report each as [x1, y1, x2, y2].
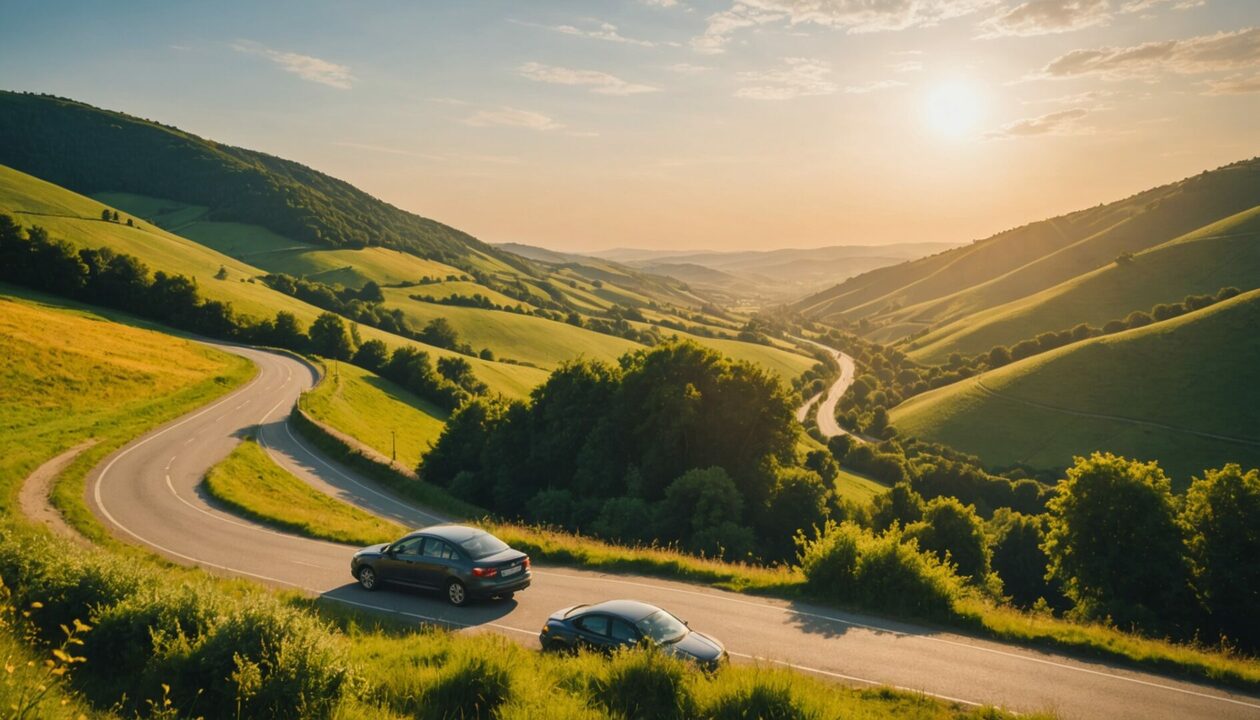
[472, 567, 498, 578]
[523, 557, 531, 570]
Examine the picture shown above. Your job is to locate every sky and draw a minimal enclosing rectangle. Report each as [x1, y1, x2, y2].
[2, 1, 1259, 252]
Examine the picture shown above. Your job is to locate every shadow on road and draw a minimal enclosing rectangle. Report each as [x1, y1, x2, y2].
[319, 582, 520, 631]
[782, 599, 920, 640]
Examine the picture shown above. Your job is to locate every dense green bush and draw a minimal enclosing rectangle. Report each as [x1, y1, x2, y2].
[904, 497, 991, 582]
[797, 522, 965, 621]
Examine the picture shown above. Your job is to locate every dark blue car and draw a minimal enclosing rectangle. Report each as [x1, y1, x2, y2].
[540, 599, 727, 669]
[351, 525, 530, 606]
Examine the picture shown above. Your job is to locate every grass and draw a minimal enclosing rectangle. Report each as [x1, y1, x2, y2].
[892, 289, 1260, 483]
[907, 204, 1260, 362]
[203, 439, 402, 546]
[299, 359, 447, 470]
[835, 467, 892, 505]
[0, 164, 548, 398]
[0, 286, 255, 532]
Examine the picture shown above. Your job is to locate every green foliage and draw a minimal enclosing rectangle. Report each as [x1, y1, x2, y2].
[798, 522, 966, 621]
[422, 341, 802, 562]
[1180, 464, 1260, 650]
[1044, 453, 1193, 634]
[590, 649, 696, 720]
[904, 497, 992, 582]
[758, 467, 832, 562]
[310, 311, 356, 360]
[869, 482, 925, 532]
[987, 509, 1060, 608]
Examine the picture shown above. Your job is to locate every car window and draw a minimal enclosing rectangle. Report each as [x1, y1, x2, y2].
[422, 538, 457, 560]
[459, 532, 509, 559]
[610, 619, 639, 643]
[575, 614, 610, 636]
[392, 537, 424, 557]
[635, 610, 688, 644]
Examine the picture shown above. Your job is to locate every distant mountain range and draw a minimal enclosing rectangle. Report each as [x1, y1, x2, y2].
[501, 242, 960, 305]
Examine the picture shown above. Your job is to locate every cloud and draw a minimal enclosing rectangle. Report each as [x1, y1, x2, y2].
[1038, 27, 1260, 80]
[232, 40, 355, 89]
[462, 107, 564, 130]
[889, 61, 923, 72]
[985, 107, 1091, 137]
[1025, 89, 1116, 104]
[551, 21, 659, 47]
[693, 0, 995, 53]
[981, 0, 1200, 38]
[668, 62, 713, 74]
[518, 62, 660, 95]
[844, 79, 907, 93]
[735, 57, 836, 99]
[979, 0, 1111, 38]
[642, 0, 679, 6]
[1203, 72, 1260, 95]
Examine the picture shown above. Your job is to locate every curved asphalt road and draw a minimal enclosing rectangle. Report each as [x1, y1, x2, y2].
[87, 343, 1260, 720]
[796, 338, 861, 440]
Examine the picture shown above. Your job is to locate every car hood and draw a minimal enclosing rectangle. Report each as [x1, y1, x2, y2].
[667, 630, 725, 662]
[356, 543, 389, 557]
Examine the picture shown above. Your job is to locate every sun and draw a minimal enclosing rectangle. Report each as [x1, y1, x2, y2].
[924, 81, 985, 139]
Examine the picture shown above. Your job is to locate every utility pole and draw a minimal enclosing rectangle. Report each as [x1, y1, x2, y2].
[391, 429, 396, 463]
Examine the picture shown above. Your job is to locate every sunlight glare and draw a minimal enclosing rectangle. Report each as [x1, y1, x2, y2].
[924, 81, 985, 139]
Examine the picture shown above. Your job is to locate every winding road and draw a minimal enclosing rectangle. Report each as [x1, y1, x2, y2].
[85, 343, 1260, 720]
[796, 338, 861, 440]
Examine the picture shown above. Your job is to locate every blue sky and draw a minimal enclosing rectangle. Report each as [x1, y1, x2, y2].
[2, 0, 1259, 250]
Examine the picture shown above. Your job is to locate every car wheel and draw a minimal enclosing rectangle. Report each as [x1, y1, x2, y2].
[446, 579, 468, 606]
[357, 566, 378, 592]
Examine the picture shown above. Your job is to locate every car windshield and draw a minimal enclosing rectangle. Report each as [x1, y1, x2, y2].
[459, 532, 509, 559]
[634, 610, 688, 644]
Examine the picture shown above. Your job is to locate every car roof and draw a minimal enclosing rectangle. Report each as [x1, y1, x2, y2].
[577, 600, 663, 622]
[404, 524, 485, 543]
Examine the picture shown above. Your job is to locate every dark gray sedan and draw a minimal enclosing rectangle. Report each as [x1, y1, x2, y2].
[350, 525, 530, 606]
[540, 600, 728, 669]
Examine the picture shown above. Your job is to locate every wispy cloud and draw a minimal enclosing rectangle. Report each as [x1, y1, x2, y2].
[231, 40, 355, 89]
[1203, 72, 1260, 95]
[889, 61, 923, 73]
[463, 107, 564, 131]
[844, 79, 907, 93]
[985, 107, 1092, 138]
[694, 0, 995, 54]
[641, 0, 679, 6]
[518, 62, 660, 95]
[512, 19, 667, 47]
[668, 62, 713, 74]
[980, 0, 1199, 38]
[1036, 27, 1260, 80]
[736, 57, 836, 99]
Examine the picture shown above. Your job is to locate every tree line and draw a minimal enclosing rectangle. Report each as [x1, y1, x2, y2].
[0, 214, 475, 411]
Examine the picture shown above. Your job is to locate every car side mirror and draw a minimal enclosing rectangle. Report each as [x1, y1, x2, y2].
[383, 545, 394, 555]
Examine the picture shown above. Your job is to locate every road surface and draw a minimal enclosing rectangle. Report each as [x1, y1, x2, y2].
[796, 338, 861, 440]
[87, 343, 1260, 720]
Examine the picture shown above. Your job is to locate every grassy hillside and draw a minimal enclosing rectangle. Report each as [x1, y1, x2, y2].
[906, 205, 1260, 362]
[796, 158, 1260, 335]
[891, 290, 1260, 482]
[0, 286, 253, 507]
[0, 164, 548, 397]
[0, 91, 500, 265]
[299, 360, 447, 470]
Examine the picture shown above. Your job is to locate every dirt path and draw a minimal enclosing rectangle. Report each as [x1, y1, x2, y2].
[19, 439, 98, 545]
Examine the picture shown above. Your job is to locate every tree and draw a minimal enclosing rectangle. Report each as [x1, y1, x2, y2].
[803, 450, 838, 483]
[988, 509, 1058, 607]
[905, 497, 991, 581]
[1124, 311, 1153, 329]
[309, 312, 355, 360]
[358, 280, 384, 303]
[826, 434, 853, 461]
[1043, 452, 1192, 633]
[758, 467, 830, 562]
[987, 346, 1011, 368]
[270, 311, 307, 350]
[111, 210, 119, 222]
[1180, 464, 1260, 650]
[352, 339, 390, 373]
[870, 482, 925, 532]
[125, 218, 134, 227]
[100, 209, 112, 221]
[419, 317, 459, 349]
[214, 265, 229, 280]
[658, 467, 744, 549]
[1010, 339, 1039, 361]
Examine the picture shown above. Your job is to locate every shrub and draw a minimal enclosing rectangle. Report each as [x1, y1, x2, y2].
[592, 648, 696, 720]
[421, 653, 513, 720]
[904, 497, 991, 582]
[705, 676, 817, 720]
[798, 522, 964, 622]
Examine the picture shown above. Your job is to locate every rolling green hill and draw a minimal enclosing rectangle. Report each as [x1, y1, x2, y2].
[0, 91, 505, 266]
[905, 205, 1260, 362]
[0, 164, 547, 397]
[795, 158, 1260, 341]
[890, 289, 1260, 483]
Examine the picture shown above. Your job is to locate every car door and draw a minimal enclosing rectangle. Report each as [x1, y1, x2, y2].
[377, 536, 426, 586]
[609, 618, 641, 650]
[416, 537, 461, 588]
[571, 613, 612, 652]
